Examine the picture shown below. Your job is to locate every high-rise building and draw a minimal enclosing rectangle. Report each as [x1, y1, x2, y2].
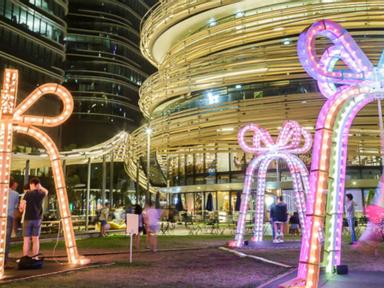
[128, 1, 384, 213]
[62, 0, 156, 148]
[0, 0, 68, 145]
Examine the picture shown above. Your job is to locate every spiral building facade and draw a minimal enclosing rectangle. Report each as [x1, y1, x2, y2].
[129, 0, 384, 214]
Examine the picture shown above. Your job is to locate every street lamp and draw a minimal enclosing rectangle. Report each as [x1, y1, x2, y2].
[145, 126, 152, 204]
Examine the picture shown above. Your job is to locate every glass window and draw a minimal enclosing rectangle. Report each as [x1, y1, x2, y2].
[11, 4, 19, 23]
[40, 20, 46, 35]
[19, 8, 27, 25]
[33, 16, 40, 33]
[5, 1, 12, 18]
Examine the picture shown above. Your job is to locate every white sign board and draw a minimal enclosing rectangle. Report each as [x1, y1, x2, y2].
[126, 213, 139, 235]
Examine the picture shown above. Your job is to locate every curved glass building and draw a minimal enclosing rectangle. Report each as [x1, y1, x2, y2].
[130, 0, 384, 218]
[63, 0, 156, 147]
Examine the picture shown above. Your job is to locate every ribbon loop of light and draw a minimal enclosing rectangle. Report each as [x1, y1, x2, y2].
[13, 83, 73, 127]
[298, 19, 374, 95]
[238, 120, 312, 155]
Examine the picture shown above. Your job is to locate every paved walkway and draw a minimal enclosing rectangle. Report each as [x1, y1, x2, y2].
[262, 269, 384, 288]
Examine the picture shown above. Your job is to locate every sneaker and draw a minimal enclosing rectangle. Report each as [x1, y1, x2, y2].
[278, 239, 284, 243]
[273, 239, 279, 243]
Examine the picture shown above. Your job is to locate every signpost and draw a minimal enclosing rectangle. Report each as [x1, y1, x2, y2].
[126, 214, 139, 263]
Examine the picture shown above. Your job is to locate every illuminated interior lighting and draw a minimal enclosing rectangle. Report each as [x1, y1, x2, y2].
[207, 92, 219, 104]
[235, 11, 244, 18]
[217, 127, 234, 132]
[283, 39, 291, 45]
[208, 18, 217, 27]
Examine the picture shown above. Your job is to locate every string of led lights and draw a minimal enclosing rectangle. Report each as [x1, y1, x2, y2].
[282, 19, 384, 288]
[229, 121, 312, 247]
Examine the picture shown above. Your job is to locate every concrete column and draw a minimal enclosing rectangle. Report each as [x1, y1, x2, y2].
[85, 158, 91, 231]
[62, 159, 67, 178]
[228, 151, 232, 183]
[146, 131, 151, 204]
[101, 155, 106, 204]
[24, 159, 30, 186]
[109, 153, 114, 206]
[136, 160, 140, 204]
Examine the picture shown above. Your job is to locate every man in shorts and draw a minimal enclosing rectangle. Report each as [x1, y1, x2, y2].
[273, 196, 288, 243]
[19, 178, 48, 258]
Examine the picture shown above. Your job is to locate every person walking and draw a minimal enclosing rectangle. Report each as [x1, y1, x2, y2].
[345, 193, 357, 244]
[143, 202, 162, 252]
[19, 178, 48, 258]
[133, 204, 144, 250]
[5, 177, 19, 266]
[289, 211, 301, 235]
[273, 196, 288, 243]
[99, 203, 110, 237]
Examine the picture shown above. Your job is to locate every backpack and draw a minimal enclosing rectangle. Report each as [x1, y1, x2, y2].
[17, 255, 44, 270]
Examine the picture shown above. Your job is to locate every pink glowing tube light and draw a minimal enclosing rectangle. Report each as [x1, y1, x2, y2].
[0, 69, 87, 279]
[282, 20, 384, 288]
[229, 121, 312, 248]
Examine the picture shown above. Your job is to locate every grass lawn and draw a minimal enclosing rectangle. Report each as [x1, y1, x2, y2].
[10, 234, 234, 256]
[6, 234, 288, 288]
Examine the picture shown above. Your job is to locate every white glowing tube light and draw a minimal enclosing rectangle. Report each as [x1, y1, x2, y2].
[229, 121, 312, 248]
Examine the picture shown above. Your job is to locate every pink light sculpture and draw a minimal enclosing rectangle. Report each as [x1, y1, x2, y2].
[282, 19, 384, 288]
[0, 69, 86, 279]
[229, 121, 312, 247]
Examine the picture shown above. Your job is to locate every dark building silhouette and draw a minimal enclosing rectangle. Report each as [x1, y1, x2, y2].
[0, 0, 68, 147]
[62, 0, 156, 148]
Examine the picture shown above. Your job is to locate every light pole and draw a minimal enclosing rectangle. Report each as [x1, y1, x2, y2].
[145, 126, 153, 204]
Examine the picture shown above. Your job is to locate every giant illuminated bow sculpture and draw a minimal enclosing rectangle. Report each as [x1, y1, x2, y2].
[0, 69, 83, 278]
[282, 20, 384, 288]
[229, 121, 312, 247]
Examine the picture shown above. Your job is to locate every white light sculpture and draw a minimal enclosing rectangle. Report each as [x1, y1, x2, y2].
[0, 69, 87, 279]
[282, 19, 384, 288]
[229, 121, 312, 247]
